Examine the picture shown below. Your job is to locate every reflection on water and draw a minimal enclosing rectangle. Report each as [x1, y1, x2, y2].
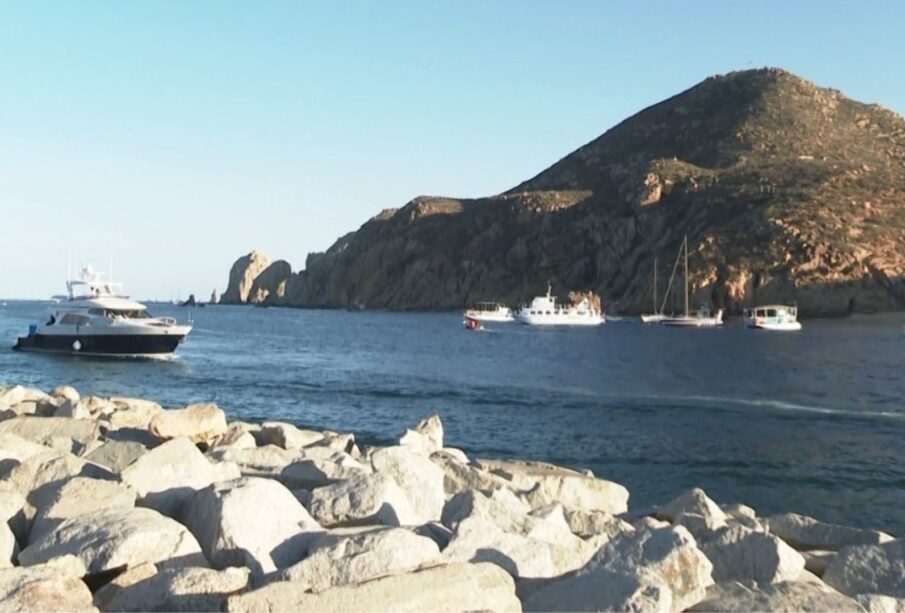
[2, 301, 904, 535]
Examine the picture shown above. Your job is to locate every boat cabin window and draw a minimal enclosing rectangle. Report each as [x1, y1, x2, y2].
[767, 309, 777, 317]
[111, 309, 151, 319]
[59, 313, 90, 326]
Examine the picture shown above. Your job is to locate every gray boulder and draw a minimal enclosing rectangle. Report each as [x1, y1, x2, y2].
[149, 403, 227, 443]
[308, 472, 419, 527]
[93, 566, 250, 612]
[687, 580, 862, 612]
[29, 477, 136, 543]
[0, 561, 96, 612]
[767, 513, 894, 551]
[700, 525, 805, 584]
[823, 539, 905, 597]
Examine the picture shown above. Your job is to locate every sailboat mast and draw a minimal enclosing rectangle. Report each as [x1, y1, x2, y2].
[653, 257, 658, 315]
[684, 235, 689, 317]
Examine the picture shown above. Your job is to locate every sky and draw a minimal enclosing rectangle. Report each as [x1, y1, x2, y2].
[2, 1, 904, 299]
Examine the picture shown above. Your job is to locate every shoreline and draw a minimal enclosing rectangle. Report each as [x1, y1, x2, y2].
[1, 383, 902, 611]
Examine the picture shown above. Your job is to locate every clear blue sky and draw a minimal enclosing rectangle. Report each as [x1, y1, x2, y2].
[2, 0, 904, 299]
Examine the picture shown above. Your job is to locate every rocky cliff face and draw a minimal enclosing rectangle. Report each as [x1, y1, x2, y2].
[220, 251, 272, 304]
[227, 69, 905, 315]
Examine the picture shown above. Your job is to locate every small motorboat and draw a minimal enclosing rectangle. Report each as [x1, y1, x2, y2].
[743, 305, 802, 331]
[463, 316, 484, 331]
[463, 302, 514, 322]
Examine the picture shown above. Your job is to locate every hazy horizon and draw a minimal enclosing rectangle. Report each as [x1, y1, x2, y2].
[3, 1, 905, 299]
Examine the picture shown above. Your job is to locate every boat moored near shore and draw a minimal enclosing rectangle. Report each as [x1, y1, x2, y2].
[463, 302, 514, 322]
[517, 285, 604, 326]
[744, 305, 802, 331]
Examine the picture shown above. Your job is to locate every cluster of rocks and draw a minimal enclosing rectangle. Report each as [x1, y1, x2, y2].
[1, 382, 902, 612]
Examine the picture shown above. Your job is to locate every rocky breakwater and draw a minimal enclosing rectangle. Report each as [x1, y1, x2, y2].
[0, 382, 901, 612]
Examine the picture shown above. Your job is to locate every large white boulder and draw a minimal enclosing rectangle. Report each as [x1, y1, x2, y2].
[371, 446, 446, 523]
[280, 451, 369, 490]
[0, 482, 27, 546]
[0, 385, 51, 407]
[767, 513, 895, 551]
[523, 567, 673, 612]
[227, 562, 520, 612]
[255, 421, 324, 449]
[149, 403, 227, 443]
[429, 451, 511, 497]
[29, 477, 136, 543]
[104, 397, 163, 431]
[181, 477, 321, 575]
[308, 472, 419, 527]
[564, 509, 635, 539]
[477, 458, 629, 514]
[585, 525, 714, 611]
[277, 527, 441, 591]
[398, 414, 443, 455]
[93, 566, 250, 612]
[210, 423, 257, 450]
[1, 523, 17, 569]
[0, 416, 101, 453]
[657, 488, 727, 522]
[0, 561, 96, 612]
[700, 525, 806, 584]
[823, 539, 905, 597]
[121, 437, 240, 517]
[84, 440, 148, 473]
[854, 594, 905, 612]
[687, 580, 862, 612]
[207, 445, 302, 479]
[18, 507, 207, 574]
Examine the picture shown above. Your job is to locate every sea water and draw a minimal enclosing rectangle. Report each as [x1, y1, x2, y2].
[2, 300, 903, 534]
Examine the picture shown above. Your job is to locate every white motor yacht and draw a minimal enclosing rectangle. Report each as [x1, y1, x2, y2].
[463, 302, 514, 322]
[517, 285, 604, 326]
[743, 305, 802, 331]
[14, 266, 192, 357]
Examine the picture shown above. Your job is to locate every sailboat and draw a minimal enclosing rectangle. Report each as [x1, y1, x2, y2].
[661, 236, 724, 328]
[640, 257, 668, 323]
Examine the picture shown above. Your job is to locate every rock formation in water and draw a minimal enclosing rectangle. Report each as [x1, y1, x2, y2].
[226, 68, 905, 315]
[220, 251, 272, 305]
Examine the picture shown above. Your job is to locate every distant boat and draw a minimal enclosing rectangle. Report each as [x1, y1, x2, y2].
[744, 305, 802, 331]
[463, 315, 484, 331]
[463, 302, 514, 322]
[640, 257, 668, 323]
[516, 284, 604, 326]
[659, 236, 723, 328]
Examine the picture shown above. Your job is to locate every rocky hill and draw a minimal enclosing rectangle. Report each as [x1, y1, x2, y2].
[222, 68, 905, 316]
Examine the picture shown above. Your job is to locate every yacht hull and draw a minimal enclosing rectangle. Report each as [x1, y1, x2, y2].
[13, 332, 186, 356]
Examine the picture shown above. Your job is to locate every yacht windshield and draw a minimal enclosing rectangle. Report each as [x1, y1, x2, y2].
[111, 309, 151, 319]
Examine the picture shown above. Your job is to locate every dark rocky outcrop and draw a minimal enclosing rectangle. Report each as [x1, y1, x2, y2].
[225, 68, 905, 315]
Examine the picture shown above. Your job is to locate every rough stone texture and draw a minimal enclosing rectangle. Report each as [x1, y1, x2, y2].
[105, 397, 163, 431]
[587, 525, 714, 611]
[121, 437, 239, 517]
[220, 250, 273, 304]
[443, 515, 594, 579]
[767, 513, 895, 551]
[0, 562, 96, 612]
[564, 509, 635, 539]
[657, 488, 727, 522]
[308, 472, 419, 528]
[0, 483, 27, 546]
[0, 416, 101, 453]
[256, 422, 324, 449]
[210, 423, 257, 450]
[371, 446, 446, 523]
[523, 567, 673, 613]
[208, 445, 302, 479]
[687, 580, 863, 612]
[227, 562, 521, 612]
[429, 451, 511, 497]
[246, 259, 293, 305]
[721, 502, 757, 520]
[280, 452, 369, 490]
[93, 566, 250, 612]
[0, 386, 51, 407]
[30, 477, 137, 544]
[855, 594, 905, 613]
[802, 549, 835, 577]
[277, 527, 441, 591]
[398, 414, 443, 455]
[674, 512, 729, 541]
[823, 539, 905, 597]
[50, 385, 80, 403]
[1, 523, 17, 569]
[18, 507, 206, 574]
[181, 477, 321, 575]
[700, 525, 806, 584]
[84, 440, 148, 473]
[477, 458, 629, 515]
[149, 403, 228, 443]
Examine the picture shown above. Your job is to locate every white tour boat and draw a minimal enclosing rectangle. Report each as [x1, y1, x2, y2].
[516, 285, 604, 326]
[463, 302, 514, 322]
[659, 236, 723, 328]
[743, 305, 802, 331]
[13, 266, 192, 357]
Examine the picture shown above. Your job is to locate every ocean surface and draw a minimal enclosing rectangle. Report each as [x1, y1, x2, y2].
[2, 300, 904, 535]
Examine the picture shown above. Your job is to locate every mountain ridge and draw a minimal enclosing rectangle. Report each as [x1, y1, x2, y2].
[222, 67, 905, 316]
